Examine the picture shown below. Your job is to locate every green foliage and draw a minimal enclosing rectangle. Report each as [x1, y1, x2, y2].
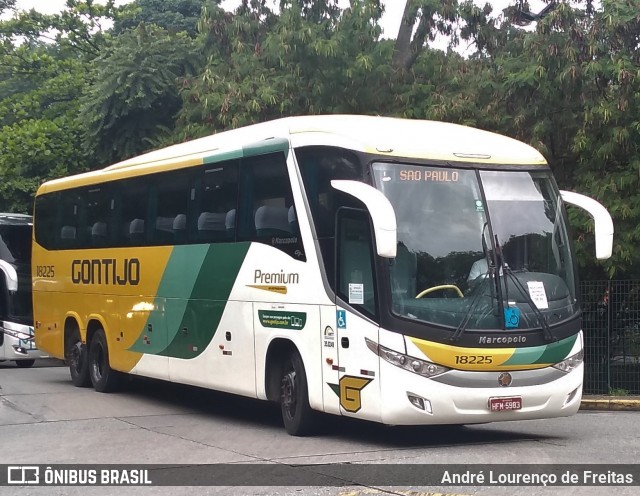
[113, 0, 208, 36]
[609, 388, 629, 396]
[79, 24, 200, 163]
[176, 0, 390, 137]
[0, 1, 117, 212]
[0, 0, 117, 57]
[0, 115, 89, 213]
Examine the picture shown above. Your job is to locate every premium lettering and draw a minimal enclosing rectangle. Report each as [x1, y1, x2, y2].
[71, 258, 140, 286]
[254, 269, 299, 285]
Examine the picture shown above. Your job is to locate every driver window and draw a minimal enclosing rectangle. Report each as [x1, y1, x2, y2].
[336, 208, 377, 317]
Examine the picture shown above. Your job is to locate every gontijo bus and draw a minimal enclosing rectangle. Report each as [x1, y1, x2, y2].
[32, 115, 613, 435]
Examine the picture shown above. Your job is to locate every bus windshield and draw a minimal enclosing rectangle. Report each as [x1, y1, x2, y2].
[372, 163, 578, 332]
[0, 224, 32, 264]
[0, 224, 33, 323]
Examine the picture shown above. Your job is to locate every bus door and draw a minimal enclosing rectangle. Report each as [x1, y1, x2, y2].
[334, 208, 382, 422]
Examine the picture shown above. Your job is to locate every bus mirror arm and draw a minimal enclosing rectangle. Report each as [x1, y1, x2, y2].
[0, 259, 18, 292]
[331, 180, 397, 258]
[560, 190, 614, 260]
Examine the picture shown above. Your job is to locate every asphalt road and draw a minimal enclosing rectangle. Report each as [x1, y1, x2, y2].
[1, 360, 639, 496]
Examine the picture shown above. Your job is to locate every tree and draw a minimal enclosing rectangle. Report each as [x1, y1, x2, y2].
[392, 0, 458, 73]
[113, 0, 207, 37]
[0, 0, 118, 212]
[79, 23, 200, 163]
[176, 0, 392, 137]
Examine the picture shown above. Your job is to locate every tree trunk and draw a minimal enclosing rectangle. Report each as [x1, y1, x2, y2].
[392, 0, 417, 73]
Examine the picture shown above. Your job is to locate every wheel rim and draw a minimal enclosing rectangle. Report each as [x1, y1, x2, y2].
[281, 370, 297, 421]
[92, 343, 105, 382]
[70, 341, 83, 374]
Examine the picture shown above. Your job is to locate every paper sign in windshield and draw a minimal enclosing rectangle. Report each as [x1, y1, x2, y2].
[527, 281, 549, 309]
[349, 283, 364, 305]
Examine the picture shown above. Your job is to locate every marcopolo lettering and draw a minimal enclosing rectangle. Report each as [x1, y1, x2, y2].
[71, 259, 140, 286]
[478, 335, 527, 345]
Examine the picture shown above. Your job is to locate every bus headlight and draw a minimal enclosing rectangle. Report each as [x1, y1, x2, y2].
[552, 350, 583, 373]
[365, 338, 449, 378]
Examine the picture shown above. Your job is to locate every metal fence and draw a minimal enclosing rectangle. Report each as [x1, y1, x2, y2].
[581, 280, 640, 394]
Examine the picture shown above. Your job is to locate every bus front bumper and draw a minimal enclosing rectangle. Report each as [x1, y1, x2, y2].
[379, 360, 583, 425]
[1, 321, 48, 361]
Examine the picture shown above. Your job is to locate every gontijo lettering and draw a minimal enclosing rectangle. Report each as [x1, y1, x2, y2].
[71, 259, 140, 285]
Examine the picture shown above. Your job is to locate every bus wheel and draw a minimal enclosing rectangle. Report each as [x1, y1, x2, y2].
[280, 351, 316, 436]
[15, 359, 35, 368]
[88, 329, 120, 393]
[67, 331, 91, 387]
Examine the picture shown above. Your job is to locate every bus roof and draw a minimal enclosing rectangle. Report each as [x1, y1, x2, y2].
[37, 115, 547, 195]
[0, 213, 32, 226]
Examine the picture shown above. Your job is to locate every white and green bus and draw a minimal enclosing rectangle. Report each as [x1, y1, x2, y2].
[33, 115, 613, 435]
[0, 213, 47, 367]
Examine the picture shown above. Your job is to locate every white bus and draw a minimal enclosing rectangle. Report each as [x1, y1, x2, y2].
[33, 115, 613, 434]
[1, 213, 47, 367]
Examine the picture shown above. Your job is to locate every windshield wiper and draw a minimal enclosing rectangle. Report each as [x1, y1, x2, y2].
[450, 281, 486, 342]
[450, 224, 497, 342]
[502, 264, 556, 342]
[491, 235, 554, 341]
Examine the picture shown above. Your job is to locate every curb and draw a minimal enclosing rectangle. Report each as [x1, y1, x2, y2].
[580, 397, 640, 411]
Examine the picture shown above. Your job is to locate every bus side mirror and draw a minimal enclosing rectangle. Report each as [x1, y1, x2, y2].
[0, 260, 18, 292]
[560, 190, 614, 260]
[331, 180, 397, 258]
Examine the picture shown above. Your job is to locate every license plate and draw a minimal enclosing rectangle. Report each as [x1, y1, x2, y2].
[489, 396, 522, 412]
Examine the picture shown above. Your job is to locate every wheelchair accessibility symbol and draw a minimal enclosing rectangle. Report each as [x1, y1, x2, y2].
[336, 310, 347, 329]
[504, 307, 520, 329]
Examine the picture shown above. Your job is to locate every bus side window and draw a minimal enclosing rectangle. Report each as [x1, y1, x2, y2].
[56, 191, 83, 249]
[34, 193, 57, 250]
[117, 179, 148, 247]
[153, 171, 190, 245]
[197, 160, 239, 243]
[239, 152, 305, 261]
[85, 187, 112, 248]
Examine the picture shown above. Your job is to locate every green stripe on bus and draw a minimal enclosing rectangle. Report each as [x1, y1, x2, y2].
[503, 334, 577, 366]
[203, 149, 243, 165]
[204, 138, 288, 165]
[533, 334, 578, 364]
[242, 137, 289, 158]
[128, 245, 210, 354]
[160, 242, 250, 359]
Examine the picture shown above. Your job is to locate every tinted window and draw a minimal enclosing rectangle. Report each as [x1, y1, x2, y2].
[57, 189, 83, 249]
[117, 179, 148, 246]
[196, 161, 238, 243]
[296, 146, 366, 286]
[85, 186, 113, 248]
[0, 225, 32, 264]
[154, 172, 190, 245]
[239, 153, 305, 261]
[34, 194, 56, 249]
[337, 208, 377, 316]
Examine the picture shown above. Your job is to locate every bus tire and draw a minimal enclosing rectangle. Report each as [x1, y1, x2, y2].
[88, 329, 120, 393]
[15, 359, 35, 368]
[67, 330, 91, 387]
[280, 350, 317, 436]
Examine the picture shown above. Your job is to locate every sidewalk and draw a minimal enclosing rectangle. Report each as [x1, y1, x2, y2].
[580, 395, 640, 411]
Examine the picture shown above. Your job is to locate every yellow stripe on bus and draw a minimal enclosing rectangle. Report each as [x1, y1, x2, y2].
[409, 337, 549, 371]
